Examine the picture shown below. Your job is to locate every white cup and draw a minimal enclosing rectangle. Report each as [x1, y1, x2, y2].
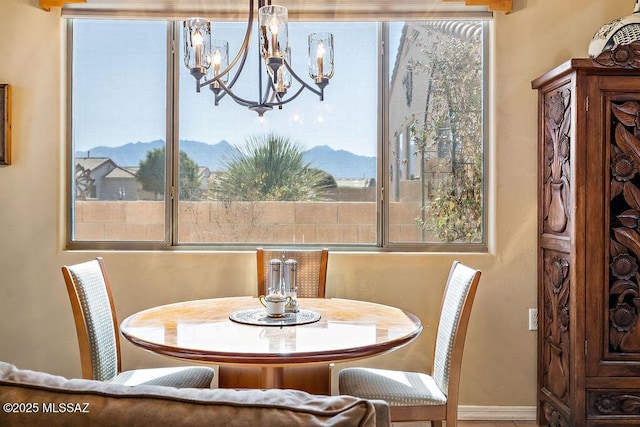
[259, 294, 292, 317]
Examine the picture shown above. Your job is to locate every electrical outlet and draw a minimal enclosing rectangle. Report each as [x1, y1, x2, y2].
[528, 308, 538, 331]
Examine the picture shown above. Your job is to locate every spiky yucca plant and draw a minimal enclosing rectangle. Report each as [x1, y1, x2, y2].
[212, 133, 330, 202]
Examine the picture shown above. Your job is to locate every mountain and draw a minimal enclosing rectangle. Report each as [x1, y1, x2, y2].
[303, 145, 376, 179]
[77, 140, 376, 179]
[77, 139, 236, 171]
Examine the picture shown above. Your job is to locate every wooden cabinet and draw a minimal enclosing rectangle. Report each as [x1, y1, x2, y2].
[533, 44, 640, 426]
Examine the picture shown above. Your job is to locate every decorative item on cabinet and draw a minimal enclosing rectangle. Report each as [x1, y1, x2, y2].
[589, 0, 640, 58]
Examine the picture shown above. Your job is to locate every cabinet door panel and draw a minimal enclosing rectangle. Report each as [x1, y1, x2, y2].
[587, 77, 640, 378]
[541, 249, 572, 406]
[538, 75, 577, 425]
[540, 80, 573, 239]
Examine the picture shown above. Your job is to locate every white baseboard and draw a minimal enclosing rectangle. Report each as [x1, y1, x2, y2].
[458, 405, 537, 421]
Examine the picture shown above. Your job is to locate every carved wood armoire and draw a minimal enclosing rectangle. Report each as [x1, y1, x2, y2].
[532, 43, 640, 426]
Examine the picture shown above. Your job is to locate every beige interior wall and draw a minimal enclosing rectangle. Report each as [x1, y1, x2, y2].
[0, 0, 631, 407]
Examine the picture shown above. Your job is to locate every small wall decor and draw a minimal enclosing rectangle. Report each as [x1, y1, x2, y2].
[0, 84, 11, 165]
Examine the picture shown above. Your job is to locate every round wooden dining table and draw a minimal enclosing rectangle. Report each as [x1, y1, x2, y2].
[120, 296, 422, 394]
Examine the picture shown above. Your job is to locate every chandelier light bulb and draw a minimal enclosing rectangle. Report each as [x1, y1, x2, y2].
[270, 20, 279, 57]
[209, 40, 229, 86]
[316, 41, 325, 79]
[192, 29, 203, 46]
[269, 16, 280, 35]
[193, 30, 203, 67]
[213, 49, 221, 71]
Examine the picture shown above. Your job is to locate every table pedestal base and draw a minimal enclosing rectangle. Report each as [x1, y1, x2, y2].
[218, 365, 331, 395]
[261, 366, 284, 388]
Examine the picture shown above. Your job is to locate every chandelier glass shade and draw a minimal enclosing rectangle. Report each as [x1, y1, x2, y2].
[182, 0, 334, 117]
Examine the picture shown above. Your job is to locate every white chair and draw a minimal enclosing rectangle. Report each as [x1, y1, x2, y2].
[338, 261, 481, 426]
[62, 257, 215, 388]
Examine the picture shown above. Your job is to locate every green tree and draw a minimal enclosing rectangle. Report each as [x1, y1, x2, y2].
[417, 153, 482, 242]
[212, 133, 331, 202]
[136, 146, 200, 200]
[178, 150, 201, 200]
[136, 147, 165, 200]
[410, 23, 484, 243]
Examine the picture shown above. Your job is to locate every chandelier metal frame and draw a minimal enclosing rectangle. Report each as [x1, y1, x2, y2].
[184, 0, 334, 117]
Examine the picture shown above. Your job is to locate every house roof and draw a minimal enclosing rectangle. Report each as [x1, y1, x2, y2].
[390, 20, 483, 91]
[76, 157, 135, 179]
[104, 166, 136, 179]
[427, 20, 482, 40]
[76, 157, 113, 170]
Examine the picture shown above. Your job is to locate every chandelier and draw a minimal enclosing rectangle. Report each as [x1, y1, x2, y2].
[183, 0, 334, 117]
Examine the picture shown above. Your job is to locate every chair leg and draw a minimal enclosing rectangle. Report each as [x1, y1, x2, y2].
[432, 421, 443, 427]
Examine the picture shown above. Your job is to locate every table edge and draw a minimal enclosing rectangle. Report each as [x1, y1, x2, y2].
[120, 297, 423, 366]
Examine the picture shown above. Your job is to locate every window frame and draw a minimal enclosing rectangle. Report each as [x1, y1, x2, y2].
[382, 20, 490, 252]
[65, 17, 490, 252]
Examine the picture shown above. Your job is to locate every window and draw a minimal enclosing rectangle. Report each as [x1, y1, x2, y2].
[68, 18, 488, 250]
[70, 20, 167, 244]
[387, 21, 486, 246]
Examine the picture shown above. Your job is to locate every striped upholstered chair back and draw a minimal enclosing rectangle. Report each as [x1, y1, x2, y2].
[256, 248, 329, 297]
[432, 261, 481, 397]
[338, 261, 481, 426]
[62, 257, 121, 381]
[62, 257, 216, 388]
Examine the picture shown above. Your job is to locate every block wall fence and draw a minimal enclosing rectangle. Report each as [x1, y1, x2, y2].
[74, 201, 430, 243]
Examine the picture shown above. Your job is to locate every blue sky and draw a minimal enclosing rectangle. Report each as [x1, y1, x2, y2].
[72, 19, 399, 158]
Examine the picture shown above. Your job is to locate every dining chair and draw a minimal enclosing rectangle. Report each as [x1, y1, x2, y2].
[218, 248, 330, 393]
[256, 248, 329, 297]
[61, 257, 215, 388]
[338, 261, 481, 426]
